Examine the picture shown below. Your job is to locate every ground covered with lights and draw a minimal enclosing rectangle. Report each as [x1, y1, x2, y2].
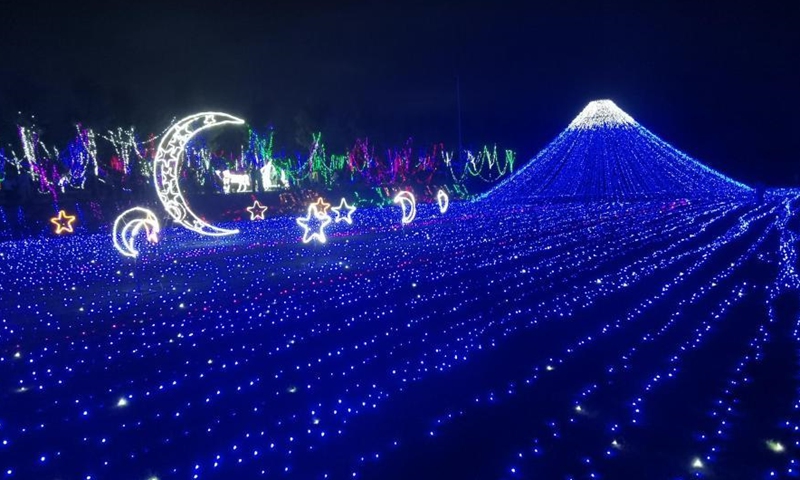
[2, 194, 800, 480]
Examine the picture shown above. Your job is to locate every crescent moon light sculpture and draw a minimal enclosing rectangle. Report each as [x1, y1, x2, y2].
[153, 112, 245, 236]
[113, 207, 160, 258]
[393, 191, 417, 225]
[437, 189, 449, 214]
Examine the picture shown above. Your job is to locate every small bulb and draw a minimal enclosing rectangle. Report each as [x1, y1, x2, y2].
[767, 440, 785, 453]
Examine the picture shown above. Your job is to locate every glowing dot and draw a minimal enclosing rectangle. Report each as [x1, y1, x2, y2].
[767, 440, 785, 453]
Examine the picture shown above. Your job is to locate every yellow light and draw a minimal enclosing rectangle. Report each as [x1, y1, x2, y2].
[312, 197, 332, 214]
[50, 210, 76, 234]
[117, 397, 129, 407]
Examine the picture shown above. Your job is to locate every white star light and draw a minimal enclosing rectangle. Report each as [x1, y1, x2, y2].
[246, 200, 268, 220]
[331, 198, 356, 224]
[296, 204, 333, 244]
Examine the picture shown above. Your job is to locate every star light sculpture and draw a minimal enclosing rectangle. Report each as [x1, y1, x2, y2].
[330, 198, 356, 224]
[246, 200, 268, 220]
[296, 204, 332, 244]
[312, 197, 331, 214]
[50, 210, 76, 234]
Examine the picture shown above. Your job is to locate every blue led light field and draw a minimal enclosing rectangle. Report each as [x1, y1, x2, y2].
[1, 101, 798, 480]
[1, 194, 799, 480]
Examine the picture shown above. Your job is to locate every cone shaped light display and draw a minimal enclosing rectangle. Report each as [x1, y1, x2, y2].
[484, 100, 752, 202]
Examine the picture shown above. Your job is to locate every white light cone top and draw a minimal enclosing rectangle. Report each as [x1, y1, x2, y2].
[567, 100, 635, 130]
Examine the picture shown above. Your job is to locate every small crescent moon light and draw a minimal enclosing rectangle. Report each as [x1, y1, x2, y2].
[437, 189, 449, 214]
[154, 112, 245, 236]
[393, 191, 417, 225]
[113, 207, 160, 258]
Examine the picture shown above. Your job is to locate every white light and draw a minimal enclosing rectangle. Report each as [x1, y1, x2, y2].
[767, 440, 785, 453]
[117, 397, 129, 407]
[331, 198, 356, 224]
[437, 189, 449, 214]
[296, 204, 333, 244]
[567, 100, 635, 130]
[260, 160, 288, 190]
[153, 112, 243, 236]
[691, 457, 704, 469]
[393, 191, 416, 224]
[246, 201, 268, 220]
[112, 207, 160, 258]
[215, 169, 251, 193]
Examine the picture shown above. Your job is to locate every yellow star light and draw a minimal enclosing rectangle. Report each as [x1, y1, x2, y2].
[246, 200, 268, 220]
[312, 197, 331, 214]
[50, 210, 76, 234]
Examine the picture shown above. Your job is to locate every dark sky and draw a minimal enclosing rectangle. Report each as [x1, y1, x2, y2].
[1, 0, 798, 185]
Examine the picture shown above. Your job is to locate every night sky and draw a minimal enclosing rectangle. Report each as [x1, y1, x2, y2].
[1, 0, 798, 186]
